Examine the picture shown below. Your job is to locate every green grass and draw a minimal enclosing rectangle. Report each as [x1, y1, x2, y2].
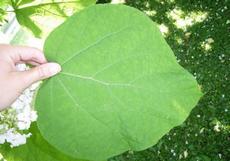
[98, 0, 230, 160]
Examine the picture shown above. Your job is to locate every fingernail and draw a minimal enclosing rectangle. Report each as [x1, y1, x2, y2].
[48, 63, 61, 76]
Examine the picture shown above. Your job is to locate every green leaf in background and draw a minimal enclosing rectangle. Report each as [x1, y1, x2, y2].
[0, 8, 6, 25]
[15, 0, 35, 6]
[0, 0, 9, 25]
[36, 4, 202, 161]
[0, 123, 88, 161]
[13, 0, 96, 37]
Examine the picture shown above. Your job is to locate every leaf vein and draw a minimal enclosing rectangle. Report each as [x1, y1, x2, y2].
[60, 72, 133, 87]
[61, 26, 131, 65]
[91, 53, 150, 78]
[57, 77, 131, 142]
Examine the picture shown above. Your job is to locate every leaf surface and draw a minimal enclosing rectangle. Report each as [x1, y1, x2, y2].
[36, 4, 202, 161]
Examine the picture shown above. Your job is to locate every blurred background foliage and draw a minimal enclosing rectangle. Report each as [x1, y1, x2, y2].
[0, 0, 96, 37]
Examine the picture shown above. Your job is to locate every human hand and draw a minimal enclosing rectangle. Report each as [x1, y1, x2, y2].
[0, 44, 61, 110]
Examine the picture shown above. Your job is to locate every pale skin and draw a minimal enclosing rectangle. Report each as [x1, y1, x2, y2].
[0, 44, 61, 110]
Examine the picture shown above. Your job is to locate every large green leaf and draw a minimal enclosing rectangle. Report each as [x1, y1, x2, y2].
[0, 123, 87, 161]
[14, 0, 96, 37]
[36, 4, 202, 161]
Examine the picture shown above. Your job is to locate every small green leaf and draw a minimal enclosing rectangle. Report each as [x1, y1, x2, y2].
[36, 4, 202, 161]
[0, 123, 88, 161]
[15, 9, 42, 37]
[0, 0, 8, 25]
[16, 0, 34, 6]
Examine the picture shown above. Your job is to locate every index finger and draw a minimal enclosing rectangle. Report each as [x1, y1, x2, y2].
[0, 44, 47, 64]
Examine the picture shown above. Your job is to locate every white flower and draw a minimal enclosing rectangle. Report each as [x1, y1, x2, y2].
[0, 133, 6, 144]
[0, 63, 38, 148]
[11, 100, 24, 110]
[30, 110, 38, 122]
[5, 129, 31, 147]
[15, 64, 29, 71]
[30, 82, 40, 91]
[17, 121, 31, 131]
[16, 106, 34, 130]
[0, 104, 33, 143]
[16, 110, 37, 130]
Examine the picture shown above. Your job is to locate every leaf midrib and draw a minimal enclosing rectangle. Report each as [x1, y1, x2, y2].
[58, 71, 190, 118]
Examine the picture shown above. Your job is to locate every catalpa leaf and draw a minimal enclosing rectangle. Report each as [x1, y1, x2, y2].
[36, 4, 202, 161]
[0, 123, 88, 161]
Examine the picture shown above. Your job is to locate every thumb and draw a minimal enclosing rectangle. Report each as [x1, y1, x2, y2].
[19, 63, 61, 87]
